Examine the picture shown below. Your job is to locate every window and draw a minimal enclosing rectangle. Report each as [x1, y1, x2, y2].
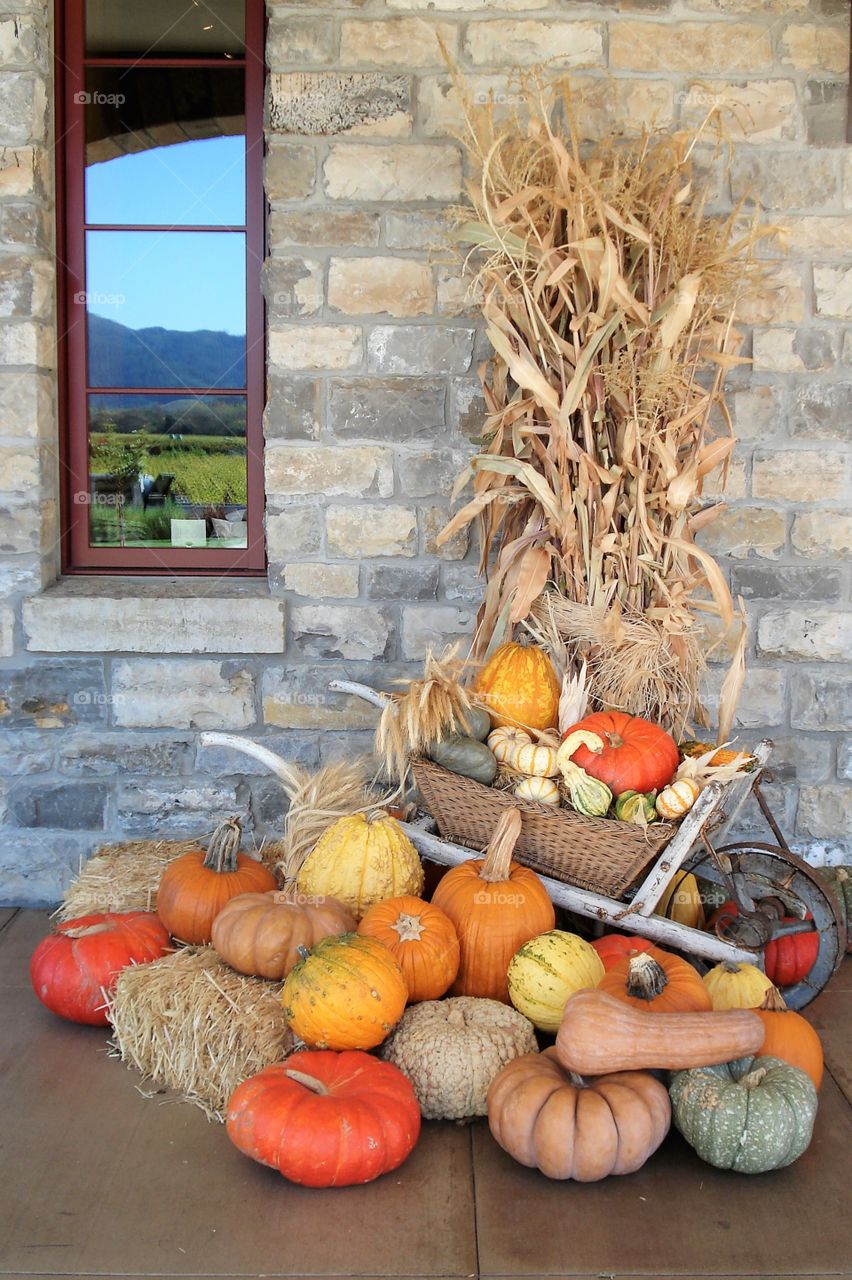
[57, 0, 266, 573]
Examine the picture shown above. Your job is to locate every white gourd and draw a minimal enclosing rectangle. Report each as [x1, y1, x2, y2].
[656, 778, 701, 820]
[513, 741, 560, 777]
[488, 726, 531, 765]
[514, 776, 560, 805]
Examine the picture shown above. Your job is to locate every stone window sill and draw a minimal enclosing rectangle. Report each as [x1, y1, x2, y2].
[22, 578, 285, 655]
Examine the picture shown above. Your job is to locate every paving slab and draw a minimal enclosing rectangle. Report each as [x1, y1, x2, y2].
[805, 958, 851, 1105]
[472, 1074, 852, 1277]
[0, 908, 49, 986]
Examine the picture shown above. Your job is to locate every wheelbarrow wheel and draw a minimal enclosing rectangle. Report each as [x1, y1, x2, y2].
[689, 841, 847, 1010]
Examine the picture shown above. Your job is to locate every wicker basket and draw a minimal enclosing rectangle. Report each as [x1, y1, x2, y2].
[413, 758, 675, 899]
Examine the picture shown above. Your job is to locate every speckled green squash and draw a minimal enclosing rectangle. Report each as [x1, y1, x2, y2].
[669, 1055, 818, 1174]
[428, 734, 498, 785]
[458, 705, 492, 742]
[815, 866, 852, 952]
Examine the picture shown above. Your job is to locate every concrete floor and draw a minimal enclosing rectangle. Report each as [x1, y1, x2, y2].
[1, 908, 850, 1280]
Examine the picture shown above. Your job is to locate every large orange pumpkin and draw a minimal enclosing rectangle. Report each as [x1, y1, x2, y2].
[562, 711, 679, 796]
[431, 807, 556, 1003]
[30, 911, 171, 1025]
[474, 641, 560, 731]
[598, 945, 712, 1013]
[282, 933, 408, 1050]
[226, 1051, 421, 1187]
[754, 987, 824, 1090]
[157, 818, 277, 945]
[357, 895, 459, 1003]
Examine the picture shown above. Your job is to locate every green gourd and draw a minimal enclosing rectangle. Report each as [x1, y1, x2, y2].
[458, 704, 492, 742]
[669, 1055, 817, 1174]
[814, 866, 852, 952]
[428, 734, 498, 786]
[615, 790, 657, 824]
[556, 728, 612, 818]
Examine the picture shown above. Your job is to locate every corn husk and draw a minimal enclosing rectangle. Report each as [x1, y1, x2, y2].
[438, 68, 780, 735]
[107, 946, 295, 1122]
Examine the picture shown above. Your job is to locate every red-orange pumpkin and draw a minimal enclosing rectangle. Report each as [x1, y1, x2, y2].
[226, 1050, 421, 1187]
[708, 901, 818, 987]
[562, 711, 679, 797]
[157, 818, 277, 945]
[30, 911, 171, 1025]
[590, 934, 655, 972]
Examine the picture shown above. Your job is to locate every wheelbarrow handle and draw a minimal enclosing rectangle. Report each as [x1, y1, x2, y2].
[327, 679, 391, 710]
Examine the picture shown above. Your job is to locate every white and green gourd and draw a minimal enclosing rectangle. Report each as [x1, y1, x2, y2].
[555, 729, 613, 818]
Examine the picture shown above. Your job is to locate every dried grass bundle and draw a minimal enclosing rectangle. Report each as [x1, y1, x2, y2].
[275, 756, 376, 886]
[107, 945, 295, 1121]
[439, 69, 779, 734]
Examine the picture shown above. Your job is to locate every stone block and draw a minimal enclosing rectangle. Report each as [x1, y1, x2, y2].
[779, 22, 849, 73]
[0, 603, 12, 657]
[0, 320, 52, 366]
[736, 264, 805, 325]
[452, 374, 487, 437]
[269, 209, 379, 249]
[327, 378, 445, 441]
[266, 16, 335, 67]
[791, 671, 852, 730]
[58, 733, 194, 777]
[266, 506, 323, 559]
[328, 256, 434, 318]
[788, 383, 852, 440]
[383, 210, 448, 249]
[0, 730, 53, 774]
[441, 563, 482, 605]
[730, 385, 783, 441]
[111, 660, 256, 729]
[401, 604, 474, 659]
[24, 592, 285, 655]
[268, 71, 410, 136]
[838, 739, 852, 781]
[421, 505, 470, 560]
[0, 255, 50, 319]
[814, 264, 852, 318]
[290, 604, 393, 661]
[368, 325, 474, 375]
[465, 20, 603, 67]
[0, 145, 39, 197]
[757, 609, 852, 661]
[611, 20, 771, 72]
[0, 73, 45, 145]
[0, 444, 38, 488]
[0, 660, 107, 729]
[284, 563, 360, 598]
[435, 264, 481, 317]
[340, 17, 457, 67]
[781, 215, 852, 255]
[765, 736, 833, 786]
[397, 448, 468, 498]
[323, 142, 461, 201]
[752, 451, 847, 502]
[265, 445, 393, 498]
[268, 325, 362, 372]
[791, 511, 852, 557]
[797, 786, 852, 840]
[262, 256, 323, 320]
[0, 501, 46, 554]
[752, 327, 834, 374]
[7, 781, 107, 830]
[115, 782, 240, 838]
[262, 663, 380, 730]
[680, 79, 798, 143]
[0, 368, 51, 438]
[264, 142, 316, 202]
[732, 149, 839, 213]
[263, 373, 321, 441]
[702, 666, 786, 730]
[804, 79, 849, 147]
[365, 563, 439, 601]
[731, 564, 841, 601]
[326, 504, 418, 557]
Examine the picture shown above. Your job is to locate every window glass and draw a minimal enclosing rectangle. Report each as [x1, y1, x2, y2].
[84, 68, 246, 225]
[87, 393, 248, 549]
[85, 230, 247, 388]
[86, 0, 245, 58]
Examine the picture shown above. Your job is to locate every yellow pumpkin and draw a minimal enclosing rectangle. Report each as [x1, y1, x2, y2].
[487, 726, 531, 764]
[297, 812, 424, 921]
[656, 777, 701, 820]
[508, 930, 605, 1033]
[513, 740, 560, 777]
[653, 870, 706, 930]
[702, 960, 775, 1011]
[282, 933, 408, 1050]
[475, 642, 560, 732]
[514, 775, 560, 806]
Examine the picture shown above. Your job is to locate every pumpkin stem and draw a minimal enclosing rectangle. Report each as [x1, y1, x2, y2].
[480, 807, 523, 883]
[284, 1067, 330, 1096]
[740, 1066, 769, 1090]
[391, 911, 426, 942]
[566, 1071, 587, 1088]
[759, 986, 789, 1013]
[62, 921, 113, 939]
[202, 818, 243, 873]
[625, 952, 668, 1000]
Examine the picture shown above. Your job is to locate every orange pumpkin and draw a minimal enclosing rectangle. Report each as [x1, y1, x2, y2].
[358, 895, 459, 1003]
[211, 890, 356, 980]
[431, 807, 556, 1003]
[598, 946, 713, 1012]
[157, 818, 277, 945]
[755, 987, 824, 1090]
[591, 934, 656, 972]
[474, 641, 560, 731]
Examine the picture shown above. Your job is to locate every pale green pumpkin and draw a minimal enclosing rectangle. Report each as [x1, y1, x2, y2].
[428, 733, 498, 785]
[669, 1055, 817, 1174]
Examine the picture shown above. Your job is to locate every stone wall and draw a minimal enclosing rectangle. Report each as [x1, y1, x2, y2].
[0, 0, 850, 904]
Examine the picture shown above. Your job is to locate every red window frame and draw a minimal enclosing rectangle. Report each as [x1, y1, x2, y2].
[56, 0, 266, 574]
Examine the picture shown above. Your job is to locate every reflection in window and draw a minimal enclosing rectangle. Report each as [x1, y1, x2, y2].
[87, 394, 248, 549]
[86, 0, 245, 58]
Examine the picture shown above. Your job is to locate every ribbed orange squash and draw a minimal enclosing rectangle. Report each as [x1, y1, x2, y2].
[755, 987, 824, 1089]
[474, 641, 560, 731]
[598, 946, 712, 1012]
[431, 808, 555, 1003]
[357, 895, 459, 1003]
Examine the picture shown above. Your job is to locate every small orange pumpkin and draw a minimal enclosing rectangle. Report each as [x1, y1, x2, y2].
[157, 818, 277, 945]
[358, 895, 460, 1003]
[754, 987, 824, 1089]
[598, 946, 713, 1013]
[212, 890, 356, 980]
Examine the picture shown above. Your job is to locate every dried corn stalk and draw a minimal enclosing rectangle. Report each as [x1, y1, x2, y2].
[438, 70, 779, 735]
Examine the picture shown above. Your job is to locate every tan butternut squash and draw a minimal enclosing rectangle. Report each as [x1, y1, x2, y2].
[555, 989, 765, 1074]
